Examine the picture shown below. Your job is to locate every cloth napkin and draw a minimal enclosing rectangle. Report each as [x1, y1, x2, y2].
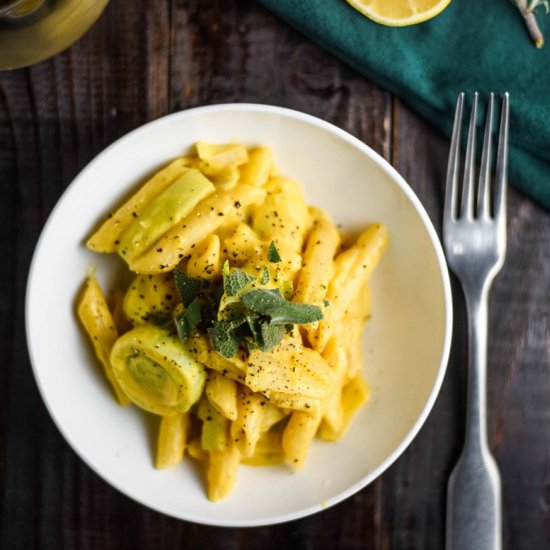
[256, 0, 550, 209]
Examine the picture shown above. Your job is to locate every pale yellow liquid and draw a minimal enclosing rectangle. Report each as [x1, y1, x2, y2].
[0, 0, 110, 70]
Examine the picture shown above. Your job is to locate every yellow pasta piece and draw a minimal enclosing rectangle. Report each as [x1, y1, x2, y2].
[220, 224, 301, 288]
[241, 425, 285, 466]
[261, 241, 303, 296]
[182, 336, 247, 384]
[245, 347, 332, 400]
[276, 339, 336, 385]
[211, 165, 240, 190]
[205, 371, 238, 421]
[264, 392, 322, 416]
[341, 319, 367, 384]
[294, 208, 341, 344]
[206, 353, 247, 384]
[320, 337, 349, 434]
[318, 374, 370, 442]
[220, 222, 264, 270]
[186, 234, 221, 280]
[198, 396, 229, 452]
[196, 142, 249, 174]
[108, 288, 132, 334]
[318, 288, 371, 434]
[332, 284, 371, 383]
[260, 401, 288, 432]
[87, 158, 191, 253]
[315, 223, 388, 351]
[239, 147, 273, 187]
[187, 436, 208, 461]
[294, 208, 341, 306]
[207, 443, 240, 502]
[128, 184, 266, 274]
[252, 177, 311, 253]
[230, 386, 265, 458]
[282, 409, 322, 470]
[180, 333, 210, 364]
[344, 330, 365, 385]
[77, 276, 130, 406]
[122, 273, 178, 325]
[240, 452, 284, 467]
[212, 215, 244, 243]
[156, 413, 189, 469]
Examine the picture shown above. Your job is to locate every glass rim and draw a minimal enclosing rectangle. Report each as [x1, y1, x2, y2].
[0, 0, 46, 18]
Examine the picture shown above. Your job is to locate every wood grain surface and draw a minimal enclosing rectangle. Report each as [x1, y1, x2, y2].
[1, 1, 549, 548]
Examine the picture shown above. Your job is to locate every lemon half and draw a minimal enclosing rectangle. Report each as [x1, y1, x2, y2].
[346, 0, 452, 27]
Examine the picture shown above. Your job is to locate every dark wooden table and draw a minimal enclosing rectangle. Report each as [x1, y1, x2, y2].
[1, 1, 550, 548]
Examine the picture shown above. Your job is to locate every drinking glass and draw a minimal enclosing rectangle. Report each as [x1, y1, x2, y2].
[0, 0, 110, 70]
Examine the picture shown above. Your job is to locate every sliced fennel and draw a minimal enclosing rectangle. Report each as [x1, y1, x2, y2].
[111, 325, 206, 415]
[117, 169, 215, 262]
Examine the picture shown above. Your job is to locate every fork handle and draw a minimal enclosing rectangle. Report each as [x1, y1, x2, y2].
[446, 282, 502, 550]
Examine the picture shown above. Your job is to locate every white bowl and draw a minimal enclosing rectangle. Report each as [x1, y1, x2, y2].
[25, 104, 452, 527]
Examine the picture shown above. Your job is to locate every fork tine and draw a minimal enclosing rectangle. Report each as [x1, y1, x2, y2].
[444, 92, 464, 220]
[477, 93, 494, 219]
[460, 92, 478, 219]
[494, 93, 509, 221]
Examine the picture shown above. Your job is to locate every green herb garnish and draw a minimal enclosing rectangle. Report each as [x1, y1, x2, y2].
[258, 320, 286, 351]
[208, 320, 243, 358]
[172, 255, 323, 356]
[240, 288, 323, 325]
[267, 241, 282, 263]
[260, 266, 270, 285]
[175, 298, 202, 340]
[174, 268, 202, 307]
[223, 263, 256, 296]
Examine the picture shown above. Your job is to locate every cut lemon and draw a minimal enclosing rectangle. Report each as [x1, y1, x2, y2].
[345, 0, 452, 27]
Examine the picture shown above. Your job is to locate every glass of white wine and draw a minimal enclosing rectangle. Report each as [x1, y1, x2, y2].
[0, 0, 110, 70]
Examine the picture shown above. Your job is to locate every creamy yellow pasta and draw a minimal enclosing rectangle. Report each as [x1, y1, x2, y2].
[77, 141, 388, 501]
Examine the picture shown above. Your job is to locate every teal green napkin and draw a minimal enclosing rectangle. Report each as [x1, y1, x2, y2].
[256, 0, 550, 209]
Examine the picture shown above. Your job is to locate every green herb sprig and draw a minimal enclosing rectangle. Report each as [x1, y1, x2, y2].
[170, 242, 323, 358]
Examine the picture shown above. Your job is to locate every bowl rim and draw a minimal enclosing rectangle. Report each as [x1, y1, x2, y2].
[25, 102, 453, 527]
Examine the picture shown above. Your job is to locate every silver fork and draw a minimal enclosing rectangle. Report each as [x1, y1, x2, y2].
[444, 92, 509, 550]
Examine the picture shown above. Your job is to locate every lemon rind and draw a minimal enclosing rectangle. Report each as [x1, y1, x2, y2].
[346, 0, 452, 27]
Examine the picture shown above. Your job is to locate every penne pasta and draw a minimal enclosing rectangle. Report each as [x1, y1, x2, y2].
[239, 147, 273, 187]
[206, 371, 238, 421]
[122, 272, 179, 325]
[319, 337, 349, 434]
[196, 142, 249, 174]
[282, 409, 322, 470]
[252, 177, 311, 253]
[240, 427, 285, 467]
[294, 208, 341, 307]
[187, 436, 208, 461]
[198, 396, 229, 452]
[318, 374, 370, 442]
[128, 183, 266, 274]
[230, 386, 265, 458]
[315, 224, 388, 352]
[77, 276, 130, 406]
[78, 140, 387, 501]
[207, 443, 240, 502]
[156, 413, 189, 469]
[186, 234, 221, 280]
